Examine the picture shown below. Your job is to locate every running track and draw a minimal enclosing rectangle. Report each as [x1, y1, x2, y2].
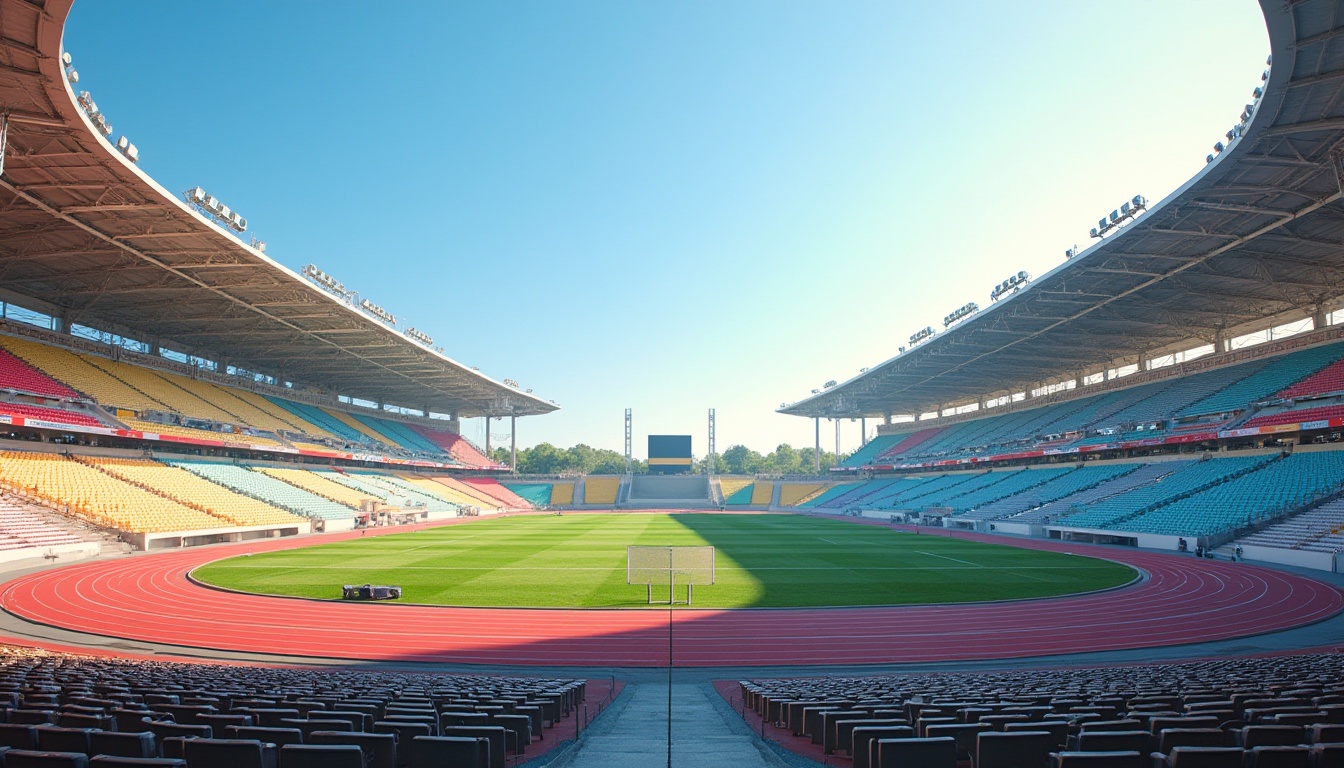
[0, 522, 1340, 667]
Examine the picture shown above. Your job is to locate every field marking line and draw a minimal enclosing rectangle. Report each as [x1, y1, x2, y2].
[913, 549, 981, 566]
[817, 537, 846, 546]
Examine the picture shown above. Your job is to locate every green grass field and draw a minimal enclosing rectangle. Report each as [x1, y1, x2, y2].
[192, 513, 1136, 609]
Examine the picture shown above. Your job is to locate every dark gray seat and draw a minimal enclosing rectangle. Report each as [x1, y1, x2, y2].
[873, 736, 957, 768]
[309, 731, 397, 768]
[978, 729, 1056, 768]
[5, 750, 92, 768]
[410, 735, 486, 768]
[277, 744, 363, 768]
[89, 731, 157, 758]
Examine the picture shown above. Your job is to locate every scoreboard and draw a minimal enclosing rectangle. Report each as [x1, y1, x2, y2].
[648, 435, 693, 475]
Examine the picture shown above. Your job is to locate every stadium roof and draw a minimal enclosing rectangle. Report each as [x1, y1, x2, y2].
[783, 0, 1344, 420]
[0, 0, 558, 419]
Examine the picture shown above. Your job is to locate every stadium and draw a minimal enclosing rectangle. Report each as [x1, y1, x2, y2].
[2, 0, 1344, 767]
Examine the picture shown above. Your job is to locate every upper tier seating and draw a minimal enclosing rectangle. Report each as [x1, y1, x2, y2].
[79, 358, 242, 425]
[1242, 404, 1344, 430]
[937, 467, 1074, 512]
[1178, 343, 1344, 417]
[0, 451, 227, 533]
[0, 336, 165, 413]
[0, 348, 81, 400]
[352, 414, 445, 455]
[410, 425, 496, 467]
[266, 398, 370, 444]
[1279, 357, 1344, 400]
[843, 342, 1344, 467]
[120, 418, 287, 449]
[585, 477, 620, 505]
[842, 434, 904, 467]
[169, 461, 356, 520]
[0, 402, 102, 428]
[86, 457, 303, 528]
[320, 408, 399, 448]
[1058, 455, 1272, 531]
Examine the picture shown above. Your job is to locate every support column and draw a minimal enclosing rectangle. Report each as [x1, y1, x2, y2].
[860, 417, 867, 446]
[510, 415, 517, 474]
[834, 418, 840, 468]
[883, 412, 892, 426]
[1313, 304, 1329, 330]
[814, 417, 821, 473]
[484, 417, 491, 458]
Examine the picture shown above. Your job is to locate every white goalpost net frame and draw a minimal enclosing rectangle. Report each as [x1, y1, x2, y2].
[627, 545, 715, 605]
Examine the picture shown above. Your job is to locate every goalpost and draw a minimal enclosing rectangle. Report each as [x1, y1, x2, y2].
[627, 545, 715, 605]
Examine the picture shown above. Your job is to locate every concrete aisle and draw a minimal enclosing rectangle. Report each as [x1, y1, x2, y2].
[550, 678, 794, 768]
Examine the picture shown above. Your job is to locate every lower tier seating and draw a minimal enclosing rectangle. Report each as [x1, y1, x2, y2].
[168, 461, 356, 520]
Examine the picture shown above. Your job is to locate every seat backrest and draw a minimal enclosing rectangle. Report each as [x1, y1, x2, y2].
[35, 727, 94, 755]
[1082, 721, 1145, 734]
[1005, 722, 1070, 747]
[1078, 731, 1154, 753]
[873, 736, 957, 768]
[278, 744, 363, 768]
[1311, 743, 1344, 768]
[1246, 746, 1312, 768]
[851, 726, 916, 768]
[4, 749, 92, 768]
[88, 730, 157, 759]
[0, 723, 40, 750]
[1165, 746, 1246, 768]
[1242, 727, 1308, 749]
[223, 726, 302, 747]
[1311, 725, 1344, 745]
[1159, 729, 1229, 753]
[1053, 750, 1146, 768]
[309, 731, 397, 768]
[410, 736, 485, 768]
[977, 730, 1055, 768]
[88, 756, 188, 767]
[180, 738, 266, 768]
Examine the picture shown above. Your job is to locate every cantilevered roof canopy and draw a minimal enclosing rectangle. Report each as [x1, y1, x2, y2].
[0, 0, 557, 419]
[784, 0, 1344, 419]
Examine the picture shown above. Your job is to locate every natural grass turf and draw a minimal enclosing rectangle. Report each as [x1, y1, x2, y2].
[192, 513, 1136, 609]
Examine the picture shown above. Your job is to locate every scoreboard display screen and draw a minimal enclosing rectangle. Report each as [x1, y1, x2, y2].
[648, 435, 693, 474]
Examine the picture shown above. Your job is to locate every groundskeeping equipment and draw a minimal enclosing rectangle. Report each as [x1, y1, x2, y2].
[627, 545, 715, 605]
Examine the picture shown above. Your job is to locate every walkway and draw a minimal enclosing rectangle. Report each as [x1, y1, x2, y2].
[550, 676, 792, 768]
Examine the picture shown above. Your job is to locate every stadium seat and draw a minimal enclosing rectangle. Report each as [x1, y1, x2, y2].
[1050, 751, 1146, 768]
[307, 731, 397, 768]
[277, 744, 363, 768]
[88, 759, 186, 767]
[409, 735, 486, 768]
[1162, 746, 1246, 768]
[89, 731, 157, 758]
[978, 730, 1057, 768]
[873, 736, 957, 768]
[4, 750, 91, 768]
[852, 725, 916, 768]
[1245, 746, 1312, 768]
[180, 738, 272, 768]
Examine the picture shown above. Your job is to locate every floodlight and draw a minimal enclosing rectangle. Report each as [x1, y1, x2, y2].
[1252, 86, 1263, 99]
[1214, 141, 1224, 153]
[61, 52, 72, 67]
[66, 69, 78, 84]
[1207, 154, 1215, 164]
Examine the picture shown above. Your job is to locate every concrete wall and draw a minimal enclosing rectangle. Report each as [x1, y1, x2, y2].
[1239, 544, 1336, 571]
[0, 541, 99, 566]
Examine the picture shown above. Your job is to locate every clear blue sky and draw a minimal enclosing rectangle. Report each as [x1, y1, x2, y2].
[62, 1, 1269, 459]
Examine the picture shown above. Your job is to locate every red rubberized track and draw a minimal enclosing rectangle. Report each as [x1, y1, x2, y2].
[0, 524, 1339, 667]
